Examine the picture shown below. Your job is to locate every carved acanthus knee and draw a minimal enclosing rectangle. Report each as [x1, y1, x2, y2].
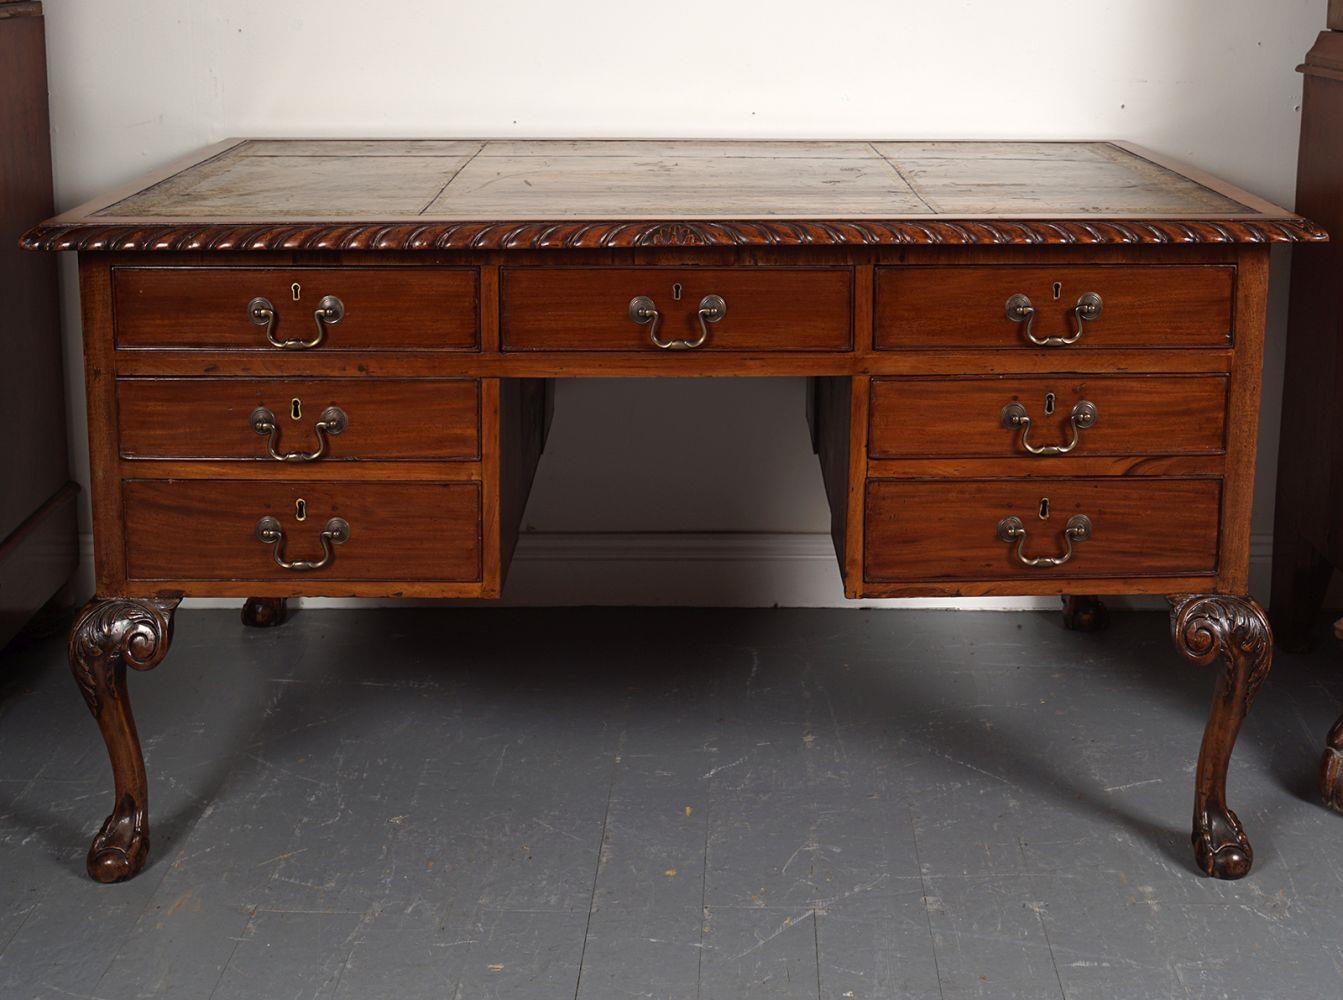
[1170, 594, 1272, 880]
[69, 595, 179, 883]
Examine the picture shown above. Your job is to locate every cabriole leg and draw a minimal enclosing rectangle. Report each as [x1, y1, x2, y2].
[1062, 594, 1109, 632]
[1323, 714, 1343, 812]
[241, 596, 288, 628]
[1170, 594, 1272, 880]
[69, 596, 180, 883]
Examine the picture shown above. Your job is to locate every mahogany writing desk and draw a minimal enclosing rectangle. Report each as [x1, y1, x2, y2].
[23, 139, 1325, 884]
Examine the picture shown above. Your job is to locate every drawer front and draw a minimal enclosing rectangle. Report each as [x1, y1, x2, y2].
[118, 378, 480, 461]
[123, 481, 481, 582]
[501, 267, 853, 351]
[869, 375, 1228, 459]
[114, 267, 480, 351]
[865, 478, 1221, 581]
[875, 266, 1234, 349]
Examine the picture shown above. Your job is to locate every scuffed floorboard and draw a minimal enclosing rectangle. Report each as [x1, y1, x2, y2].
[0, 608, 1341, 999]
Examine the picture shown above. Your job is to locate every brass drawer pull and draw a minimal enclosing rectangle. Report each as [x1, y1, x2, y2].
[248, 294, 344, 350]
[997, 513, 1093, 568]
[628, 294, 726, 350]
[249, 405, 347, 462]
[255, 515, 349, 571]
[1005, 292, 1103, 346]
[1000, 400, 1098, 456]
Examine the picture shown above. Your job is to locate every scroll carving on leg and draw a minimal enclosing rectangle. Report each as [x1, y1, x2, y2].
[1322, 714, 1343, 813]
[1169, 594, 1272, 880]
[69, 596, 180, 883]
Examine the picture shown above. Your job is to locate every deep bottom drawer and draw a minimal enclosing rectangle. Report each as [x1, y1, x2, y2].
[865, 478, 1221, 581]
[123, 480, 481, 581]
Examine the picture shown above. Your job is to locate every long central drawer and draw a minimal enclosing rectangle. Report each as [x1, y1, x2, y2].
[501, 267, 853, 351]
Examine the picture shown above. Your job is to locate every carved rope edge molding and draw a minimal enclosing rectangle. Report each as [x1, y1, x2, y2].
[19, 217, 1329, 252]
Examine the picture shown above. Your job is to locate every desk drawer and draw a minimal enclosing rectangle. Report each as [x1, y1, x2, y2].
[875, 265, 1234, 349]
[865, 478, 1220, 582]
[869, 375, 1228, 459]
[113, 267, 480, 351]
[117, 378, 480, 461]
[501, 267, 853, 351]
[123, 480, 481, 582]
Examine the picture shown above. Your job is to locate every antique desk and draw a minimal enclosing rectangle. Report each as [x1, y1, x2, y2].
[22, 139, 1324, 884]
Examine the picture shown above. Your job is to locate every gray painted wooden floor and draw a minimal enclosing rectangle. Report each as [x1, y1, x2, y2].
[1, 608, 1342, 1000]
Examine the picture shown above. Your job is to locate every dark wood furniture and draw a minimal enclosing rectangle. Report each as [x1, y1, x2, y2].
[23, 139, 1323, 883]
[0, 0, 77, 648]
[1272, 25, 1343, 811]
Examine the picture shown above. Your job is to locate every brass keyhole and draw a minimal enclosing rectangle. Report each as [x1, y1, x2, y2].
[295, 498, 307, 522]
[672, 282, 683, 301]
[290, 398, 302, 421]
[1044, 392, 1056, 416]
[291, 282, 302, 301]
[1038, 497, 1051, 520]
[1052, 281, 1063, 301]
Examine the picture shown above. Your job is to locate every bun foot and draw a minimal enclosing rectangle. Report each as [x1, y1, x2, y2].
[86, 792, 148, 883]
[1193, 806, 1253, 880]
[1322, 716, 1343, 813]
[242, 596, 288, 628]
[1062, 595, 1109, 632]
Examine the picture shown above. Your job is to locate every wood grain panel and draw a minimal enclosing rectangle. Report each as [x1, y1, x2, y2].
[500, 267, 853, 352]
[811, 377, 852, 570]
[123, 480, 481, 582]
[113, 267, 479, 350]
[0, 1, 75, 639]
[498, 378, 550, 585]
[864, 478, 1221, 582]
[868, 375, 1228, 459]
[875, 265, 1235, 349]
[0, 4, 69, 540]
[117, 378, 479, 461]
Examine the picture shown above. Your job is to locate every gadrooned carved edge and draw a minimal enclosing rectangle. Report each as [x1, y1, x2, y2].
[69, 597, 181, 714]
[1170, 594, 1273, 706]
[19, 217, 1329, 253]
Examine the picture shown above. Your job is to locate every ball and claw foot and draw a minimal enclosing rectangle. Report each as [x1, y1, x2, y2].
[242, 596, 288, 628]
[69, 595, 179, 883]
[1062, 594, 1109, 632]
[1193, 806, 1254, 880]
[1170, 594, 1272, 880]
[87, 792, 149, 883]
[1322, 715, 1343, 813]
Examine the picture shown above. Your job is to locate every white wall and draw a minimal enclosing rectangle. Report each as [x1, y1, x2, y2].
[39, 0, 1325, 607]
